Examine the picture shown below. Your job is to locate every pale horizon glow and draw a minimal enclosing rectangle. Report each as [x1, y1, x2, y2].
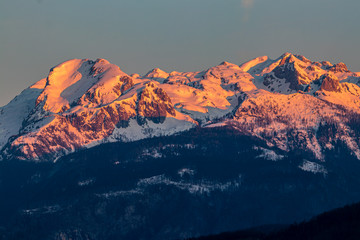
[1, 0, 360, 106]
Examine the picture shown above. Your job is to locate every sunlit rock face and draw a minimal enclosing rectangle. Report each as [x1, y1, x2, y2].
[1, 53, 360, 161]
[136, 82, 176, 123]
[320, 74, 341, 92]
[329, 62, 349, 73]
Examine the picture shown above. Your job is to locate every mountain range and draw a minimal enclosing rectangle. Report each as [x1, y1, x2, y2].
[1, 53, 360, 162]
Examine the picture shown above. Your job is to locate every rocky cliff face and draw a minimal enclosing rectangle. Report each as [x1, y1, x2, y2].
[320, 74, 342, 92]
[263, 54, 311, 92]
[1, 53, 360, 161]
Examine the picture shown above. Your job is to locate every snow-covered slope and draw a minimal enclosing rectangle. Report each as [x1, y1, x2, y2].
[0, 79, 46, 149]
[1, 53, 360, 161]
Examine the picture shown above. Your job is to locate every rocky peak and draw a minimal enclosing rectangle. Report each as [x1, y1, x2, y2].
[136, 82, 176, 124]
[144, 68, 169, 80]
[264, 60, 310, 91]
[217, 61, 241, 70]
[278, 53, 298, 66]
[294, 54, 312, 64]
[278, 53, 312, 66]
[321, 61, 333, 70]
[219, 61, 232, 66]
[320, 74, 341, 92]
[329, 62, 349, 73]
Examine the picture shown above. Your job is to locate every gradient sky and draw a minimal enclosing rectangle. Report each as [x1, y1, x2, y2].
[1, 0, 360, 107]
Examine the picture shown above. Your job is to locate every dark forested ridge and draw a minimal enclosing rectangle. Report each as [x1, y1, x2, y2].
[1, 127, 360, 239]
[188, 201, 360, 240]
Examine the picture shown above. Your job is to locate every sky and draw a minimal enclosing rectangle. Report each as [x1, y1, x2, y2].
[1, 0, 360, 106]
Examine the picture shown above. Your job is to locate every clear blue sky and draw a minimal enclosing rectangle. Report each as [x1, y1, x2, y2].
[1, 0, 360, 106]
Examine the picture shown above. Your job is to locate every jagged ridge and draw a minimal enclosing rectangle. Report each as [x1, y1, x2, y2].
[1, 53, 360, 161]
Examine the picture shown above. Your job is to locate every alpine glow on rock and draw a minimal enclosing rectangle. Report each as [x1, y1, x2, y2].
[1, 53, 360, 162]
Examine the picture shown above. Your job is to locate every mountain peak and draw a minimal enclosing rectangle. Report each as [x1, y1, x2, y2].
[35, 58, 127, 113]
[280, 52, 294, 58]
[95, 58, 110, 64]
[277, 52, 313, 65]
[213, 61, 240, 70]
[278, 52, 300, 65]
[219, 61, 231, 66]
[144, 68, 169, 79]
[330, 62, 349, 73]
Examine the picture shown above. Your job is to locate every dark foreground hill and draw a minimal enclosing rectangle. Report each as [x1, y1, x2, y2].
[1, 127, 360, 239]
[189, 201, 360, 240]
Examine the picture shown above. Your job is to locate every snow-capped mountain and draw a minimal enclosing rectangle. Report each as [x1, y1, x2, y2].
[1, 53, 360, 161]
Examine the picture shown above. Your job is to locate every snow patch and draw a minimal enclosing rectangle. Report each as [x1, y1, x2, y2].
[299, 160, 328, 175]
[137, 174, 242, 195]
[141, 148, 163, 159]
[78, 178, 95, 186]
[178, 168, 196, 177]
[96, 189, 143, 199]
[22, 205, 61, 215]
[254, 147, 284, 161]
